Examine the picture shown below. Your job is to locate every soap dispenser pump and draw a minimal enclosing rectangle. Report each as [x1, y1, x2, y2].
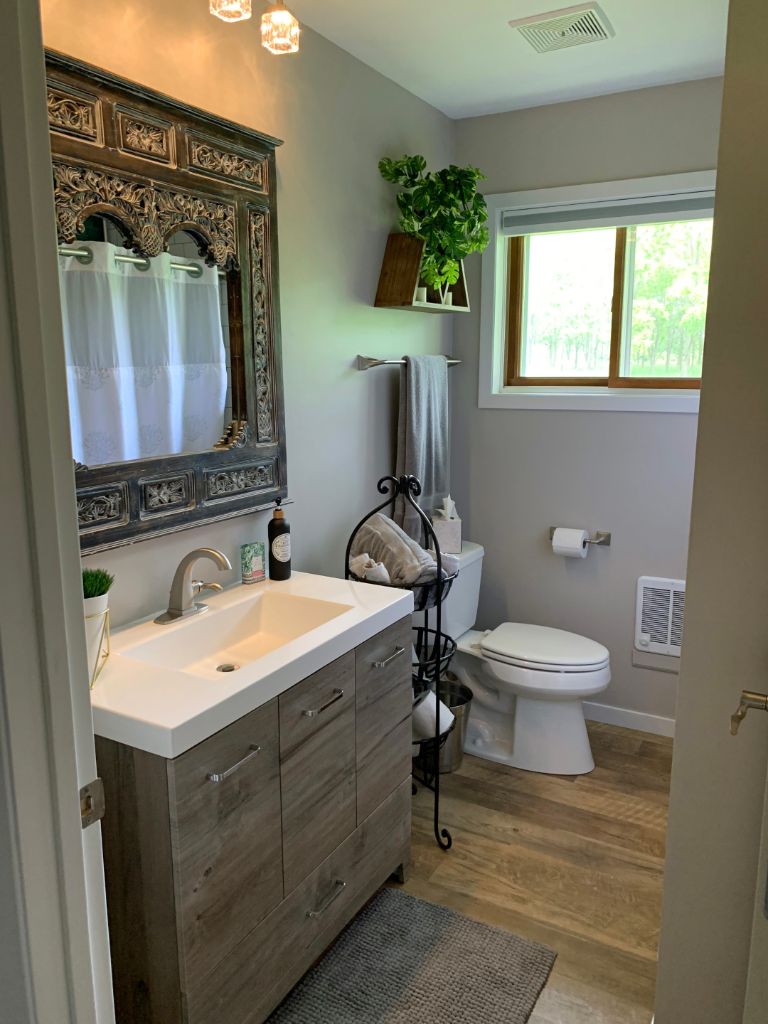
[268, 499, 291, 580]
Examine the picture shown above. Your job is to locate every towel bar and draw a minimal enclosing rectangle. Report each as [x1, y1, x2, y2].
[357, 355, 461, 370]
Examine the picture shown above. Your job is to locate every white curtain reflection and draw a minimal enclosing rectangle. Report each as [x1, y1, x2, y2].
[58, 241, 227, 466]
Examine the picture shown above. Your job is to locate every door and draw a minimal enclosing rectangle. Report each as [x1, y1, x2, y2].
[743, 760, 768, 1022]
[653, 0, 768, 1021]
[0, 1, 114, 1021]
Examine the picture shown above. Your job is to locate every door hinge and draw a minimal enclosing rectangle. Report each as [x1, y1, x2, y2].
[80, 778, 105, 829]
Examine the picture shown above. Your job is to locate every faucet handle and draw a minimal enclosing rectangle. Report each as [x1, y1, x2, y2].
[192, 580, 224, 597]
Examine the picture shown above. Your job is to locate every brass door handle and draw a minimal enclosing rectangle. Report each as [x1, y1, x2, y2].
[730, 691, 768, 735]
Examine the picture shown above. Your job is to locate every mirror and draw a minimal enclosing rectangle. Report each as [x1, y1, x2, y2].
[59, 218, 236, 466]
[46, 51, 287, 551]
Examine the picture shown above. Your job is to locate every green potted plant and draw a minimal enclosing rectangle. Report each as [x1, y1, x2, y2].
[82, 567, 114, 686]
[379, 154, 489, 302]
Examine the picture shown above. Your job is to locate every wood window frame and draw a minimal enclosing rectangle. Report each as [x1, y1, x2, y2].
[504, 229, 701, 390]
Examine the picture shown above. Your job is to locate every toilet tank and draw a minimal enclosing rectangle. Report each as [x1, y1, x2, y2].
[425, 541, 484, 640]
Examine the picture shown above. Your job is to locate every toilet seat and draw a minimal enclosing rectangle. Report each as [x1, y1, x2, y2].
[480, 622, 609, 673]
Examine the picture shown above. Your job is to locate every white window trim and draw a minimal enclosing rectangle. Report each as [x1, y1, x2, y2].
[479, 171, 717, 414]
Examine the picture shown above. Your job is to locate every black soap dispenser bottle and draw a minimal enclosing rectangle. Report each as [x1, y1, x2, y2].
[268, 499, 291, 580]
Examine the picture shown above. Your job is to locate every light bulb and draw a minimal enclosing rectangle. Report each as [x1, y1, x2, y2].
[261, 2, 300, 54]
[210, 0, 252, 23]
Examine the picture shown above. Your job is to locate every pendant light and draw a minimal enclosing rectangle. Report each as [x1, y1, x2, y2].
[210, 0, 252, 21]
[261, 1, 301, 54]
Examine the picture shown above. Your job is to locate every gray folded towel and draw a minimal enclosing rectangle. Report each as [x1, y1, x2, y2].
[350, 513, 435, 587]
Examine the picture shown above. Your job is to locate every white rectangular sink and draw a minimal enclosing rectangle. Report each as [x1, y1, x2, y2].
[92, 572, 413, 759]
[124, 591, 353, 678]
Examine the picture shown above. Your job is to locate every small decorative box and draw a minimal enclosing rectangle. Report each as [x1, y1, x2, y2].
[241, 541, 266, 584]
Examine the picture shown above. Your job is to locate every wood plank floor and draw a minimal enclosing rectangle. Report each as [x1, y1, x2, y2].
[403, 722, 673, 1024]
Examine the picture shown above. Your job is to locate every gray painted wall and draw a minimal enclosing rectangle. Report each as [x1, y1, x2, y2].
[453, 78, 723, 724]
[41, 0, 454, 627]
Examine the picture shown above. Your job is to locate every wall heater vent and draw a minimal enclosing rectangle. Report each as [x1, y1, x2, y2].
[635, 577, 686, 657]
[509, 3, 615, 54]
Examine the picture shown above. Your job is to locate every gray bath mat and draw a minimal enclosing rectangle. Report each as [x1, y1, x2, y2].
[268, 888, 556, 1023]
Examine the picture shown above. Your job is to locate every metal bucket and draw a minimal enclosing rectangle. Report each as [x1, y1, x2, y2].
[438, 677, 474, 774]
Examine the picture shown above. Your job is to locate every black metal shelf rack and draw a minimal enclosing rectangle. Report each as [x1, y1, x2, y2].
[344, 474, 456, 851]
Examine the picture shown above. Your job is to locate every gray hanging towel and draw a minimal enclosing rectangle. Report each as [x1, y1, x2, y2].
[394, 354, 450, 541]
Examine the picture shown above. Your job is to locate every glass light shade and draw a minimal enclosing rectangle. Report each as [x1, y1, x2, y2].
[261, 3, 300, 54]
[210, 0, 252, 22]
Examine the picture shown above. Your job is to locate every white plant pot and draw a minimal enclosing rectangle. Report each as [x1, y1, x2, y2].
[84, 592, 109, 686]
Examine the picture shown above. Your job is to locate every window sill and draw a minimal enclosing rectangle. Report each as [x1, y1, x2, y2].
[480, 386, 700, 414]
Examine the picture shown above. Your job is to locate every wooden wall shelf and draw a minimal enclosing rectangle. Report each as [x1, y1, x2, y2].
[374, 233, 470, 313]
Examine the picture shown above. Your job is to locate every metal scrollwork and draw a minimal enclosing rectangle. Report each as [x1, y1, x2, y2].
[77, 489, 125, 529]
[214, 420, 249, 450]
[52, 161, 238, 268]
[47, 87, 100, 141]
[249, 211, 274, 442]
[123, 118, 168, 158]
[189, 139, 265, 187]
[206, 461, 275, 499]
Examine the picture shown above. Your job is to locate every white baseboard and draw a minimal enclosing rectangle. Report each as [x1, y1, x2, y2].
[583, 701, 675, 738]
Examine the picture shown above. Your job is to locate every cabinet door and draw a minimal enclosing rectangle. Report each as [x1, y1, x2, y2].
[184, 778, 412, 1024]
[355, 617, 412, 821]
[168, 700, 283, 985]
[279, 652, 356, 893]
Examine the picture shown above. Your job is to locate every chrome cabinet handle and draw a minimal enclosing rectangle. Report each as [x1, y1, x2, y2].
[206, 744, 261, 783]
[306, 879, 346, 919]
[373, 645, 406, 670]
[302, 687, 344, 719]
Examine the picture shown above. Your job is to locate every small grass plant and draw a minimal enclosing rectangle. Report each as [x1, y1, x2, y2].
[82, 567, 115, 600]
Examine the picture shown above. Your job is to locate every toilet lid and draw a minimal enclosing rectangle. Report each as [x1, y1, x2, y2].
[480, 623, 609, 670]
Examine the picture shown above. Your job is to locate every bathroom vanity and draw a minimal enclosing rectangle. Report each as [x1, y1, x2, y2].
[93, 574, 412, 1024]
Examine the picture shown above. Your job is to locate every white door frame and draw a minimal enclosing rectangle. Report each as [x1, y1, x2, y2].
[0, 0, 114, 1021]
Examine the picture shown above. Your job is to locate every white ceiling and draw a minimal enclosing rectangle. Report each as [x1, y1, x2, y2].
[287, 0, 729, 118]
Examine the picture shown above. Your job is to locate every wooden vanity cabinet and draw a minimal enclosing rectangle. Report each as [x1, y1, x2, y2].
[96, 616, 412, 1024]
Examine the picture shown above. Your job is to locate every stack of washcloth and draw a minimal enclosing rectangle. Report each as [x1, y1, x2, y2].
[349, 512, 458, 588]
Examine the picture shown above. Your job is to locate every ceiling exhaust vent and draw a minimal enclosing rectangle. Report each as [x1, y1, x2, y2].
[509, 3, 615, 53]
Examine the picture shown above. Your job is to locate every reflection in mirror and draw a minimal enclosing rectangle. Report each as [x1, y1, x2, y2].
[58, 216, 233, 467]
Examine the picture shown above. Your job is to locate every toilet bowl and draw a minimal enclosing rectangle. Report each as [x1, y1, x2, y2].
[427, 542, 611, 775]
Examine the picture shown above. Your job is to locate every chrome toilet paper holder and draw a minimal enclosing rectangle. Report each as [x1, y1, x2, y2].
[549, 528, 612, 547]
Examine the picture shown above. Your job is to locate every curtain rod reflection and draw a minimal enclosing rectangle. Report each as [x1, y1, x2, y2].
[58, 245, 226, 278]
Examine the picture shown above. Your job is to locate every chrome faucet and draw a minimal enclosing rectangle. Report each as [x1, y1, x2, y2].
[155, 547, 232, 624]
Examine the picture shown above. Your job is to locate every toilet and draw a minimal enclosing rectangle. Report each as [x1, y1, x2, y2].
[431, 541, 611, 775]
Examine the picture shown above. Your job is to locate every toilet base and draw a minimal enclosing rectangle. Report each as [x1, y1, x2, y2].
[465, 695, 595, 775]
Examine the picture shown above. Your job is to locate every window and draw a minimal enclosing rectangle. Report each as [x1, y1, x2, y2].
[505, 218, 713, 388]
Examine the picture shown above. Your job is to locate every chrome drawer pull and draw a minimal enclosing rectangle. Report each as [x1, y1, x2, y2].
[206, 744, 261, 783]
[306, 879, 347, 919]
[301, 687, 344, 719]
[373, 645, 406, 670]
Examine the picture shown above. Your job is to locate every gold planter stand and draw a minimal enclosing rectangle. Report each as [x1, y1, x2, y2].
[85, 606, 111, 688]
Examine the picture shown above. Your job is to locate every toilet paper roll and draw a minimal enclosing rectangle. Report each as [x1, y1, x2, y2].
[552, 527, 589, 559]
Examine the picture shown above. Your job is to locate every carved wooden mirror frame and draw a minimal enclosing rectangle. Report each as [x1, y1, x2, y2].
[46, 51, 287, 551]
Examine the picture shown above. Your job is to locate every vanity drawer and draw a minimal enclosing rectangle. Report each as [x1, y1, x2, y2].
[355, 616, 412, 821]
[168, 700, 283, 984]
[279, 652, 356, 892]
[184, 777, 411, 1024]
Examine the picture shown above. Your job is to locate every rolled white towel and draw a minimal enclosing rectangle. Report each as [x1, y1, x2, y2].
[364, 561, 391, 584]
[428, 550, 459, 576]
[349, 552, 371, 577]
[412, 690, 455, 741]
[349, 552, 391, 584]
